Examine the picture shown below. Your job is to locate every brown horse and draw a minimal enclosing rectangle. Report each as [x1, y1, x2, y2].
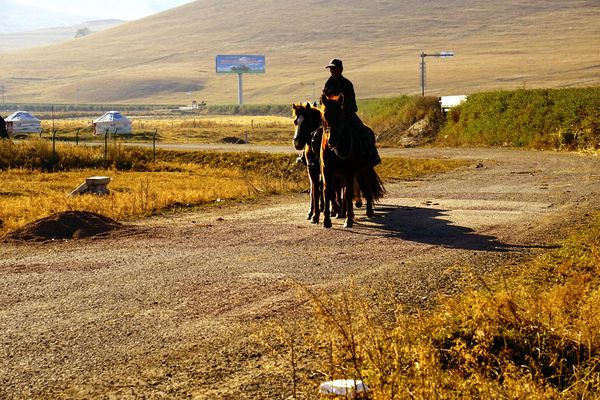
[293, 102, 324, 222]
[320, 94, 385, 228]
[293, 102, 354, 223]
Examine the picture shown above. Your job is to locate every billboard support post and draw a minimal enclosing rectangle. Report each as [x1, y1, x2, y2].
[238, 73, 243, 105]
[216, 55, 265, 105]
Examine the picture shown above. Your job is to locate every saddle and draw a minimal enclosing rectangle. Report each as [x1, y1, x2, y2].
[346, 115, 381, 168]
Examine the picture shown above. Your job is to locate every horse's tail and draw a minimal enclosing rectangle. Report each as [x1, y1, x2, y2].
[357, 167, 386, 202]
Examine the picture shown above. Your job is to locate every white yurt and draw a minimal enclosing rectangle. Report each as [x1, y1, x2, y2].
[92, 111, 132, 136]
[6, 111, 42, 135]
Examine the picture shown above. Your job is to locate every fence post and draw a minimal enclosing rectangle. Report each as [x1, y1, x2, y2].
[52, 129, 57, 171]
[75, 128, 80, 146]
[104, 129, 109, 167]
[153, 129, 157, 163]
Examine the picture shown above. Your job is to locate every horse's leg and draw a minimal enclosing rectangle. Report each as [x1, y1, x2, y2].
[309, 166, 320, 224]
[319, 177, 324, 213]
[323, 169, 333, 229]
[362, 171, 375, 217]
[306, 167, 314, 220]
[365, 190, 375, 217]
[355, 181, 363, 208]
[343, 174, 354, 228]
[329, 176, 337, 217]
[335, 177, 345, 219]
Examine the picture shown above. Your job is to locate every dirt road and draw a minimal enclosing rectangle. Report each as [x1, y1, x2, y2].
[1, 148, 600, 398]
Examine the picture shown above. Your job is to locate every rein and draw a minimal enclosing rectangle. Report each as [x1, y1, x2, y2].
[327, 124, 353, 160]
[306, 126, 322, 166]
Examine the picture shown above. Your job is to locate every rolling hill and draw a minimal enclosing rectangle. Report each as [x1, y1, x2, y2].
[0, 0, 92, 34]
[0, 0, 598, 105]
[0, 20, 125, 53]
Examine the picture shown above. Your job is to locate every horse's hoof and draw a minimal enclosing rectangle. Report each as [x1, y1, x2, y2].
[311, 216, 319, 224]
[344, 220, 353, 228]
[367, 210, 375, 218]
[306, 215, 312, 220]
[324, 219, 332, 229]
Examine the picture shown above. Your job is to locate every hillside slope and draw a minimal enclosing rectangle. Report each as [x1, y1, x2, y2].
[0, 0, 90, 33]
[0, 0, 598, 104]
[0, 20, 124, 53]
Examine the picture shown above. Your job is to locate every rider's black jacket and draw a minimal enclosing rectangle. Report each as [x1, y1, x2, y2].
[323, 74, 358, 116]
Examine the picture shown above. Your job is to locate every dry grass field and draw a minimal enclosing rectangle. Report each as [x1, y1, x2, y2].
[0, 138, 465, 237]
[0, 0, 598, 104]
[42, 115, 293, 144]
[0, 166, 292, 235]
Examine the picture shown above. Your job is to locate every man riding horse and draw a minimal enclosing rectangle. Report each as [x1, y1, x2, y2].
[297, 58, 381, 168]
[323, 58, 380, 168]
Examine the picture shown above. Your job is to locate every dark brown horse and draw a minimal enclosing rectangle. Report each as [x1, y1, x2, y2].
[320, 94, 385, 228]
[293, 102, 324, 222]
[293, 102, 352, 223]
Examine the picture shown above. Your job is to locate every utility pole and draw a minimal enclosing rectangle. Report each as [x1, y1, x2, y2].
[420, 51, 454, 96]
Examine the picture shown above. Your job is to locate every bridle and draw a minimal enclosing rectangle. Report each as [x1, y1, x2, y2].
[324, 120, 353, 160]
[295, 109, 323, 166]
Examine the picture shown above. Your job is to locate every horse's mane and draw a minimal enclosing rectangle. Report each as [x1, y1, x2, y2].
[292, 102, 322, 120]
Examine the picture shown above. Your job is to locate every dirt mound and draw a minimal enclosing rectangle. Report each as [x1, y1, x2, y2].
[5, 211, 121, 242]
[220, 136, 248, 144]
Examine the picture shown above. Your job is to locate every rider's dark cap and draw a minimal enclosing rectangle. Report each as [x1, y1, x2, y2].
[325, 59, 343, 70]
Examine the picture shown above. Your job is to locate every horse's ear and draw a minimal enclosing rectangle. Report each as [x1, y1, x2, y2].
[306, 102, 311, 109]
[320, 93, 328, 105]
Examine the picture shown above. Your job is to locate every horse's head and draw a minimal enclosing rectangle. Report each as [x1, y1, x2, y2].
[292, 102, 322, 151]
[320, 93, 345, 148]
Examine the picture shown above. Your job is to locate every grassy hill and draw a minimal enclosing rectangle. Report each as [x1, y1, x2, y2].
[0, 0, 598, 105]
[0, 20, 124, 53]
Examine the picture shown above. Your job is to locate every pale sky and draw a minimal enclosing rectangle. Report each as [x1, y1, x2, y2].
[10, 0, 195, 21]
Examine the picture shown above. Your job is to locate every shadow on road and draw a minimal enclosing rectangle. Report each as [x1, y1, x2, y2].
[355, 204, 556, 252]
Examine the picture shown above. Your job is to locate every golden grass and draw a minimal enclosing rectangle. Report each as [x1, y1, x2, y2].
[0, 165, 301, 235]
[293, 216, 600, 399]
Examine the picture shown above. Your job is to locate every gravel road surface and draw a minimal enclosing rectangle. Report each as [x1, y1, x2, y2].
[1, 147, 599, 398]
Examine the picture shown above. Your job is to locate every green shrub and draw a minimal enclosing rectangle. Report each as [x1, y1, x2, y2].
[357, 96, 443, 145]
[439, 87, 600, 149]
[204, 103, 289, 116]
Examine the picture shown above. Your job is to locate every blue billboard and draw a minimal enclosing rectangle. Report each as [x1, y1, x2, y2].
[216, 55, 265, 74]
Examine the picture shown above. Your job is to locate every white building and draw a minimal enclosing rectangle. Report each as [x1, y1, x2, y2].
[439, 95, 467, 113]
[92, 111, 132, 136]
[5, 111, 42, 135]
